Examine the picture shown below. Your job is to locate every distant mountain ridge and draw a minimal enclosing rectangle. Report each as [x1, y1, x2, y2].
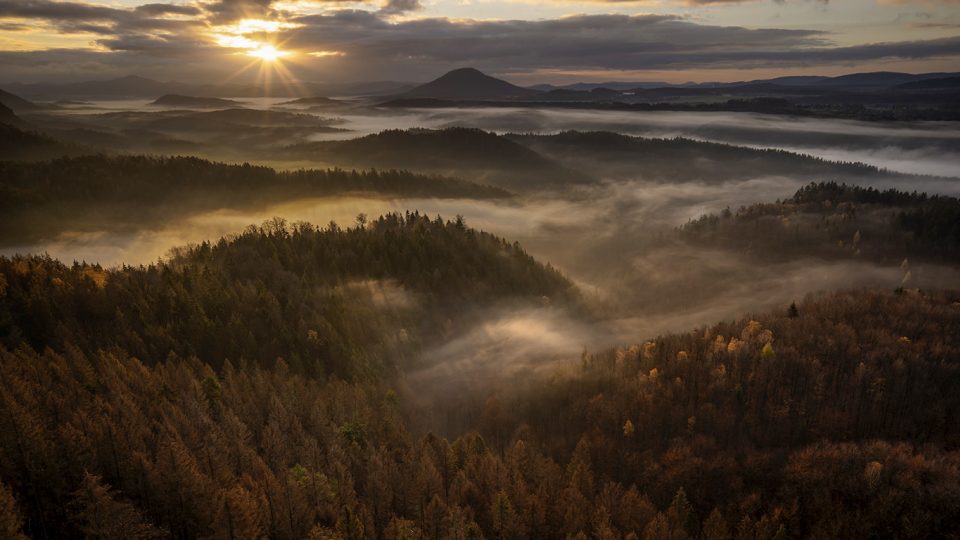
[6, 69, 958, 103]
[528, 71, 959, 92]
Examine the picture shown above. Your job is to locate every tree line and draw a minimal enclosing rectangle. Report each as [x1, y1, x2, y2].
[0, 154, 509, 244]
[680, 182, 960, 262]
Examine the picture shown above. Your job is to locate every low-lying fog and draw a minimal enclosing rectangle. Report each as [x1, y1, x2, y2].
[7, 176, 959, 372]
[10, 102, 960, 422]
[395, 107, 960, 178]
[36, 100, 960, 178]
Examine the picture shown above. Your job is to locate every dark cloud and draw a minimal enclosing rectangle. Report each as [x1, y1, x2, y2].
[135, 3, 204, 16]
[95, 34, 213, 56]
[0, 0, 122, 21]
[379, 0, 423, 15]
[0, 22, 28, 31]
[271, 12, 960, 78]
[202, 0, 276, 23]
[0, 0, 203, 36]
[1, 5, 959, 84]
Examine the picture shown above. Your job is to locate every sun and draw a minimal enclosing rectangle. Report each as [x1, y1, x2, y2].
[247, 44, 288, 62]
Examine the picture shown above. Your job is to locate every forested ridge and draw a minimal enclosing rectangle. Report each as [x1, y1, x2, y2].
[0, 155, 508, 243]
[0, 154, 508, 207]
[681, 182, 960, 262]
[0, 214, 572, 380]
[283, 128, 590, 188]
[508, 132, 892, 183]
[0, 120, 88, 161]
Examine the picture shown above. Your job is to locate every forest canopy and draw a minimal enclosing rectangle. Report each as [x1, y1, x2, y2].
[0, 155, 508, 243]
[680, 182, 960, 263]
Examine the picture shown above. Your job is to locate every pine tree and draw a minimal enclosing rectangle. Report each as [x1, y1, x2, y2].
[71, 473, 161, 539]
[667, 487, 698, 539]
[702, 508, 731, 540]
[0, 480, 27, 540]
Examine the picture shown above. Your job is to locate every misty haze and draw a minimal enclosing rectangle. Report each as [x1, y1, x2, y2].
[1, 1, 960, 539]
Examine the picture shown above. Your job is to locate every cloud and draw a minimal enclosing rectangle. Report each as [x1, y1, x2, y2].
[0, 0, 205, 37]
[379, 0, 422, 15]
[203, 0, 277, 24]
[135, 3, 204, 17]
[1, 2, 959, 83]
[274, 12, 960, 78]
[0, 0, 121, 21]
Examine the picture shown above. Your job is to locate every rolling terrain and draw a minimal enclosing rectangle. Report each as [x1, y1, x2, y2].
[1, 66, 960, 539]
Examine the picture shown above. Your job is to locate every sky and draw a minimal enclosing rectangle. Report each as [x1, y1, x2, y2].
[0, 0, 958, 84]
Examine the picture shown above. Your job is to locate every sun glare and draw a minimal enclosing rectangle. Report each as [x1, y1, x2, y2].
[247, 44, 287, 62]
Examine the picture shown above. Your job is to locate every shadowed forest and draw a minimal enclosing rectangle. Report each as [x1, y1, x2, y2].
[1, 67, 960, 539]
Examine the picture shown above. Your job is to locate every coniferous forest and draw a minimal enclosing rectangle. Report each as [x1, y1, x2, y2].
[2, 39, 960, 539]
[2, 213, 960, 538]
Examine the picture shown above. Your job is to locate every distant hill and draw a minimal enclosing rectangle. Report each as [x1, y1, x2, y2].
[0, 88, 40, 113]
[279, 96, 347, 108]
[150, 94, 245, 108]
[507, 131, 923, 183]
[749, 75, 830, 86]
[530, 81, 672, 92]
[283, 127, 588, 189]
[396, 68, 541, 100]
[893, 76, 960, 91]
[682, 181, 960, 263]
[813, 71, 959, 87]
[524, 71, 958, 94]
[146, 108, 337, 130]
[0, 154, 510, 244]
[0, 120, 85, 161]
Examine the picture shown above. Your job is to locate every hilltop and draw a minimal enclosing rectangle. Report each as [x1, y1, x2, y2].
[394, 67, 541, 100]
[681, 181, 960, 263]
[284, 127, 589, 189]
[0, 214, 574, 378]
[150, 94, 245, 108]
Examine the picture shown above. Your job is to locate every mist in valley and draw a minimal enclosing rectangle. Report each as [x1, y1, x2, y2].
[5, 95, 960, 434]
[17, 98, 960, 178]
[4, 9, 960, 531]
[6, 160, 960, 435]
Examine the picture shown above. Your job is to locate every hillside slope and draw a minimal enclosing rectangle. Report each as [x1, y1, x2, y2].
[285, 127, 590, 189]
[509, 131, 919, 183]
[0, 284, 957, 538]
[0, 109, 87, 161]
[681, 181, 960, 263]
[0, 214, 574, 379]
[0, 154, 508, 243]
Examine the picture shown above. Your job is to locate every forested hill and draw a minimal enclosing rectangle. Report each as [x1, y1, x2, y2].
[1, 288, 957, 539]
[0, 115, 88, 161]
[283, 127, 590, 188]
[499, 289, 960, 538]
[0, 154, 508, 243]
[681, 182, 960, 262]
[0, 214, 574, 380]
[508, 131, 905, 183]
